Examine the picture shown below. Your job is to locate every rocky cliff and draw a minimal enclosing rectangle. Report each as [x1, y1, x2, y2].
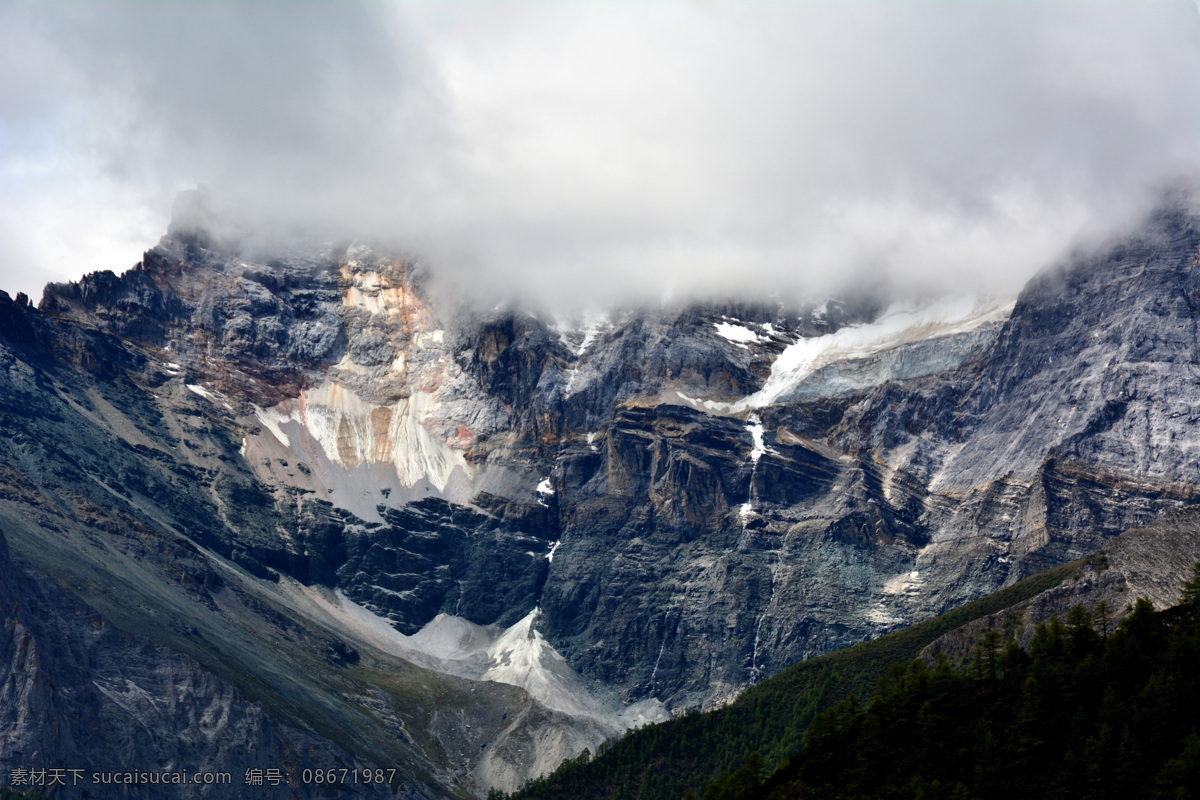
[4, 192, 1200, 794]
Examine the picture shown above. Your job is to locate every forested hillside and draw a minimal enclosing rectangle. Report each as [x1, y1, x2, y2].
[731, 585, 1200, 799]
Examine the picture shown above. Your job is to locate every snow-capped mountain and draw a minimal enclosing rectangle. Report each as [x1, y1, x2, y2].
[4, 193, 1200, 796]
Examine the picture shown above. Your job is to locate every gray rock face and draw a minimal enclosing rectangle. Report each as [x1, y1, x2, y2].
[0, 526, 391, 800]
[0, 288, 588, 797]
[7, 194, 1200, 790]
[338, 497, 553, 634]
[920, 506, 1200, 668]
[841, 207, 1200, 491]
[809, 204, 1200, 630]
[535, 402, 929, 708]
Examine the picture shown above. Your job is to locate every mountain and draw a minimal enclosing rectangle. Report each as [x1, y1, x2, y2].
[3, 191, 1200, 796]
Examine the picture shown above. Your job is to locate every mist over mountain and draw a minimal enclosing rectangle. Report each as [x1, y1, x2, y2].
[5, 3, 1200, 307]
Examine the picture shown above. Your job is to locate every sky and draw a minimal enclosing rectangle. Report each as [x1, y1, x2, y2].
[3, 2, 1200, 309]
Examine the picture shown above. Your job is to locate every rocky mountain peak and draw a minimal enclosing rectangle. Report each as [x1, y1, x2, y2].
[7, 195, 1200, 795]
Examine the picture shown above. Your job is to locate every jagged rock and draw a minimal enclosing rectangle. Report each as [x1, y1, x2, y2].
[6, 194, 1200, 793]
[339, 497, 553, 633]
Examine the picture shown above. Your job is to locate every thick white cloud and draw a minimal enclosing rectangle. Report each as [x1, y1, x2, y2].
[2, 2, 1199, 307]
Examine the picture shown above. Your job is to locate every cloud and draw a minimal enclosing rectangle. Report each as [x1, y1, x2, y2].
[2, 2, 1200, 308]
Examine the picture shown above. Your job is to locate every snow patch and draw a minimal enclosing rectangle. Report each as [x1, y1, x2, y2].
[276, 583, 672, 759]
[186, 383, 213, 400]
[736, 296, 1015, 410]
[746, 414, 775, 463]
[482, 609, 605, 717]
[187, 383, 233, 411]
[714, 321, 765, 344]
[406, 613, 495, 662]
[536, 477, 554, 507]
[253, 405, 292, 448]
[546, 541, 562, 562]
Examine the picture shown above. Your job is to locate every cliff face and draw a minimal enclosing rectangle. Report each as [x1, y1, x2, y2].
[814, 205, 1200, 635]
[0, 286, 631, 797]
[5, 196, 1200, 792]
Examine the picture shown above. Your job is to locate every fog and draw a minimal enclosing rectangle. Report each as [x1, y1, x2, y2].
[3, 2, 1200, 308]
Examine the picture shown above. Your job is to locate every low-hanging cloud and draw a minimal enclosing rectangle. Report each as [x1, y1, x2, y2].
[3, 2, 1200, 309]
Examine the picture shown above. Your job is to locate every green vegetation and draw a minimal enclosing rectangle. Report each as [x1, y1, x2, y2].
[500, 558, 1082, 800]
[732, 594, 1200, 799]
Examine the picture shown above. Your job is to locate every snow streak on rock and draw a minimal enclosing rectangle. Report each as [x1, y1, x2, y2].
[713, 320, 767, 346]
[737, 297, 1014, 409]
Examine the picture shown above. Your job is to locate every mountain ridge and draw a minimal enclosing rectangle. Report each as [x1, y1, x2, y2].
[4, 195, 1200, 794]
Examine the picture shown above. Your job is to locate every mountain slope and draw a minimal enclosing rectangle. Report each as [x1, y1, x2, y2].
[759, 592, 1200, 800]
[0, 523, 393, 800]
[0, 290, 627, 796]
[502, 559, 1082, 800]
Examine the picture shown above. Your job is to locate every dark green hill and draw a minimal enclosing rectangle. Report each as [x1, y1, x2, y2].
[714, 591, 1200, 800]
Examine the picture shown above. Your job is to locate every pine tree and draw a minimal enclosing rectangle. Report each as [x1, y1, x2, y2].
[1094, 600, 1113, 638]
[1180, 560, 1200, 612]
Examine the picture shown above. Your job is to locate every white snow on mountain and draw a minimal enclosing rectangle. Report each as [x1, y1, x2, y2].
[735, 296, 1015, 409]
[280, 581, 668, 732]
[713, 321, 766, 345]
[672, 296, 1014, 416]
